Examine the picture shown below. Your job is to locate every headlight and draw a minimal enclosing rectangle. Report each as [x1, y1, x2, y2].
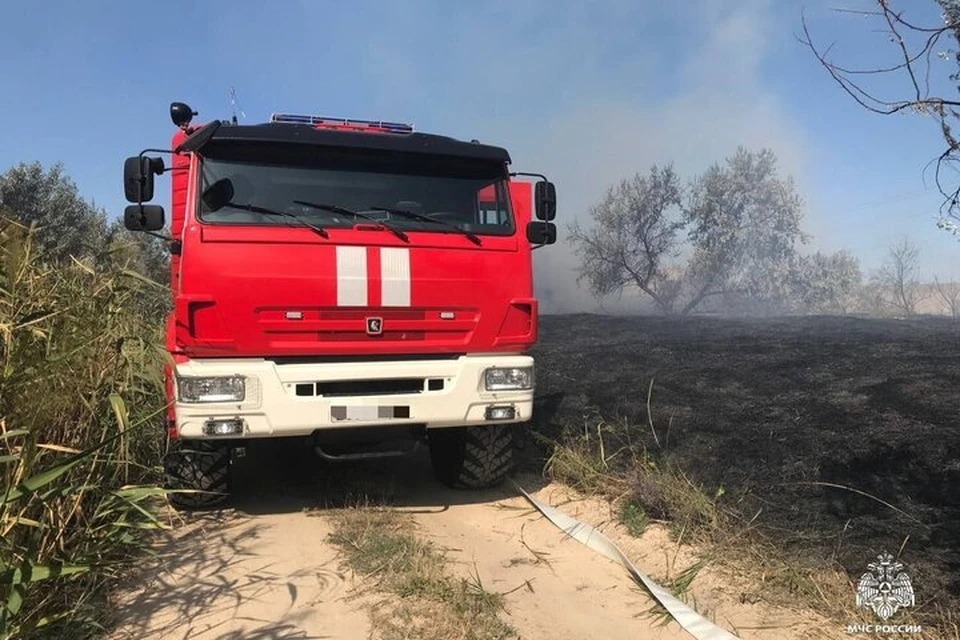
[484, 366, 534, 391]
[178, 376, 246, 403]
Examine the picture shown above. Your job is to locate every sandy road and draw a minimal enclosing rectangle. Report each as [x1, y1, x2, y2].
[108, 442, 842, 640]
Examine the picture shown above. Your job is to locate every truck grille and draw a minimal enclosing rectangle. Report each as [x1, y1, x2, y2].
[294, 377, 443, 397]
[258, 307, 478, 346]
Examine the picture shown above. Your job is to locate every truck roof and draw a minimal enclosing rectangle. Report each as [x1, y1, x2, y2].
[197, 120, 512, 164]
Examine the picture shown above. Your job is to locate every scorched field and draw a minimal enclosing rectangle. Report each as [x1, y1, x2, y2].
[527, 313, 960, 613]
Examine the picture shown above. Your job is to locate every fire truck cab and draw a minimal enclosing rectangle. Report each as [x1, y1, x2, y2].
[123, 102, 557, 508]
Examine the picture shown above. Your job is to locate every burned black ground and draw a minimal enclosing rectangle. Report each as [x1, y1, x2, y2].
[526, 313, 960, 612]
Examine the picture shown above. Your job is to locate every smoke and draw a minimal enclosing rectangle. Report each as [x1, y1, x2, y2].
[506, 3, 811, 314]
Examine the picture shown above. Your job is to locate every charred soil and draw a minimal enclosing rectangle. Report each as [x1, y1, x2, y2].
[527, 313, 960, 614]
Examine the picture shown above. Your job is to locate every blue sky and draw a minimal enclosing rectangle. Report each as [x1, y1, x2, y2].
[2, 0, 959, 310]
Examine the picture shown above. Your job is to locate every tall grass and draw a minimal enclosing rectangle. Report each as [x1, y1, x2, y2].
[0, 217, 169, 639]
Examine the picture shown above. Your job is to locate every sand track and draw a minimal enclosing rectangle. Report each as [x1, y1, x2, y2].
[108, 444, 843, 639]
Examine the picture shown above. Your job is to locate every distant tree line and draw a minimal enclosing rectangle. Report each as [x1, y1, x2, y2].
[0, 161, 169, 284]
[4, 159, 951, 319]
[569, 148, 958, 318]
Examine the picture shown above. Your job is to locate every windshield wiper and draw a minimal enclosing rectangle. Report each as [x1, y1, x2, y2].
[224, 201, 328, 238]
[293, 200, 409, 243]
[368, 206, 481, 245]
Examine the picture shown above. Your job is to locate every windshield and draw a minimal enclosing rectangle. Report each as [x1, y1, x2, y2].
[197, 156, 514, 236]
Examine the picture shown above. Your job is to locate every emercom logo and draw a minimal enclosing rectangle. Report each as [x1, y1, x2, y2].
[856, 553, 914, 620]
[846, 552, 922, 635]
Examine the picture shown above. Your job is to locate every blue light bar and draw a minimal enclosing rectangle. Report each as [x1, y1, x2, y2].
[269, 112, 414, 133]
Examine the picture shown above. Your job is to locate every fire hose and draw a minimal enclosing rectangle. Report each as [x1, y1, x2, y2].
[512, 480, 739, 640]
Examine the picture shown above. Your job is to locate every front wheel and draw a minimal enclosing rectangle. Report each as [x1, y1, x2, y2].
[163, 439, 232, 509]
[428, 424, 514, 489]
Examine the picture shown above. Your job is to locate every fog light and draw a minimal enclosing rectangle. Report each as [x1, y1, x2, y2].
[485, 406, 516, 421]
[202, 418, 244, 436]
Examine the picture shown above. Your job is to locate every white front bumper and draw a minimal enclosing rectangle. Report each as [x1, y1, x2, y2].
[172, 354, 534, 439]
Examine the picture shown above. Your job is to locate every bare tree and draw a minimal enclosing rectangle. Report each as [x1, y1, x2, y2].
[933, 274, 960, 316]
[799, 1, 960, 228]
[873, 237, 926, 315]
[568, 165, 685, 314]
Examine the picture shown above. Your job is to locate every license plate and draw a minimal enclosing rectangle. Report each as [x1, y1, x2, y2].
[331, 405, 411, 421]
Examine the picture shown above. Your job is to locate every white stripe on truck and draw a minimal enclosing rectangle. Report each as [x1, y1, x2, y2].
[380, 247, 411, 307]
[336, 246, 367, 306]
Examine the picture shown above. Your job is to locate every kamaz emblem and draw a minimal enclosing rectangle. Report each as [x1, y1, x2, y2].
[366, 317, 383, 336]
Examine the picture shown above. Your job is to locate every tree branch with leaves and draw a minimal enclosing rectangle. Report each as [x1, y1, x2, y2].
[799, 0, 960, 227]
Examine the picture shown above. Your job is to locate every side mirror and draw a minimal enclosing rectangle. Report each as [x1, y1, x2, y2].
[526, 221, 556, 245]
[534, 181, 556, 221]
[124, 204, 165, 232]
[123, 156, 164, 203]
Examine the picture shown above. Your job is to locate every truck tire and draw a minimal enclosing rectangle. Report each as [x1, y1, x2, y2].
[164, 439, 232, 509]
[428, 424, 514, 489]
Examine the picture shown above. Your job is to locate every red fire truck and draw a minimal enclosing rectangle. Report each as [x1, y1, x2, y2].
[123, 102, 557, 508]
